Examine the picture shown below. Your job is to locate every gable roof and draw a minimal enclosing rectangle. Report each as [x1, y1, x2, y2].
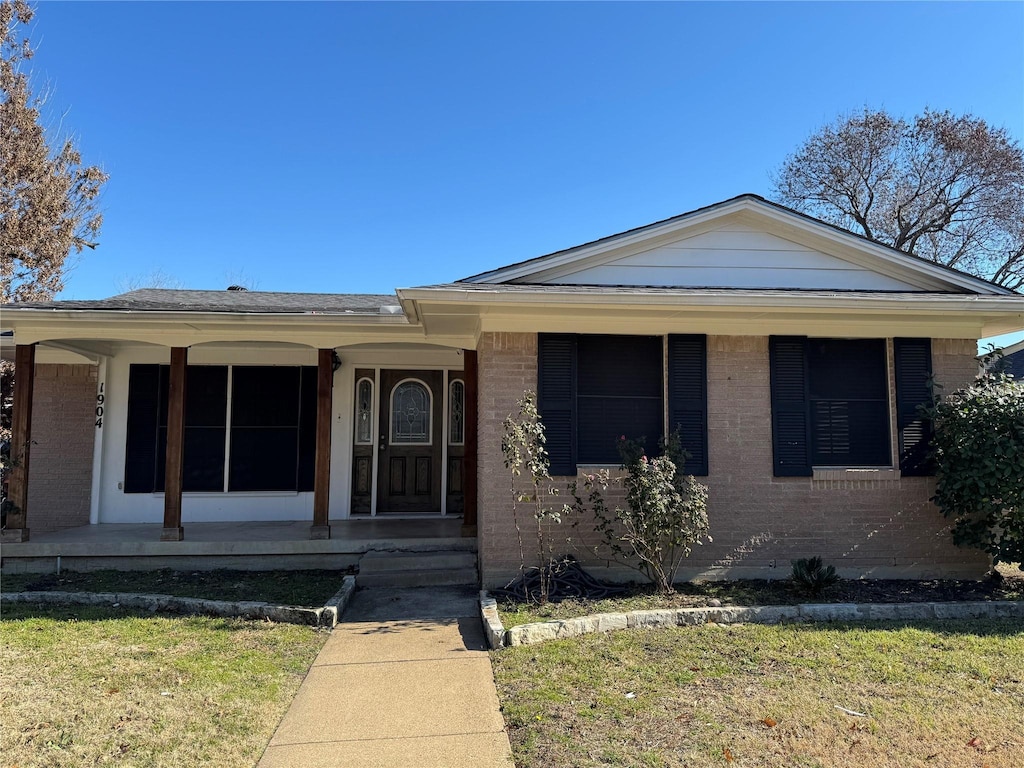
[6, 289, 404, 316]
[460, 194, 1016, 296]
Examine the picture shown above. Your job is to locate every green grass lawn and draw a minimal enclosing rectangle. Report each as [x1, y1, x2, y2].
[492, 619, 1024, 768]
[1, 568, 350, 606]
[0, 603, 327, 768]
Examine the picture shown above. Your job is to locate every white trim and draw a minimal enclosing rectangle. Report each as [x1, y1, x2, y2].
[462, 196, 1012, 295]
[370, 367, 380, 516]
[89, 358, 107, 525]
[222, 366, 233, 492]
[387, 377, 434, 446]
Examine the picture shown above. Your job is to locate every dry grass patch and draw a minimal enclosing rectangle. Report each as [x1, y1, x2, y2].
[0, 603, 327, 767]
[492, 618, 1024, 768]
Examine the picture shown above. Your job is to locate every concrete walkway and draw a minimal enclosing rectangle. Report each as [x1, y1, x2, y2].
[258, 587, 515, 767]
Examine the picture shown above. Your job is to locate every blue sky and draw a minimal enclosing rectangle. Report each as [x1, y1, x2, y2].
[24, 2, 1024, 344]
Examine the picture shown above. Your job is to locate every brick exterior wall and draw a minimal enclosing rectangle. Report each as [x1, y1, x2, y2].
[25, 364, 97, 533]
[476, 333, 989, 587]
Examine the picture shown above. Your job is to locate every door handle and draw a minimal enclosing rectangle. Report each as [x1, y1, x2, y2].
[380, 435, 386, 450]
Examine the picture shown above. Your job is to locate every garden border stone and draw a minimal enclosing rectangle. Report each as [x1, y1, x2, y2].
[1, 575, 357, 628]
[480, 593, 1024, 648]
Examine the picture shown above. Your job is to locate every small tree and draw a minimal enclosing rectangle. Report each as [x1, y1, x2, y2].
[929, 361, 1024, 570]
[572, 433, 710, 595]
[500, 391, 565, 603]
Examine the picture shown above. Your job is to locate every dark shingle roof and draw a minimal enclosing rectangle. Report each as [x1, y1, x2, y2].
[409, 282, 972, 298]
[4, 289, 403, 315]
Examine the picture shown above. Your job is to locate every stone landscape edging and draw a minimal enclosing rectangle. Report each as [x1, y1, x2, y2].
[479, 592, 1024, 649]
[2, 574, 357, 628]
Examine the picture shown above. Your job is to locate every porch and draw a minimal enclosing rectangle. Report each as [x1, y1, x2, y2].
[0, 518, 474, 576]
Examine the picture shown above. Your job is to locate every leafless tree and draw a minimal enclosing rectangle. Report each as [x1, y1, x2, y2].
[1, 0, 108, 305]
[773, 108, 1024, 291]
[1, 0, 108, 442]
[115, 267, 185, 293]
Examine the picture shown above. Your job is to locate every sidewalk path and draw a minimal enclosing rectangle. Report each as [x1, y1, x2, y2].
[258, 586, 515, 767]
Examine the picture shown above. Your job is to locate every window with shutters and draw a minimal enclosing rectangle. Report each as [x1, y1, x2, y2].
[124, 364, 317, 493]
[770, 337, 911, 476]
[538, 334, 708, 476]
[808, 339, 889, 466]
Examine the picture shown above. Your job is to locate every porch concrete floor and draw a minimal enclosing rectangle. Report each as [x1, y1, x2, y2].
[1, 518, 473, 558]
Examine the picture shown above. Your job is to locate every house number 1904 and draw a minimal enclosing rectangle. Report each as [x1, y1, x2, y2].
[96, 383, 105, 428]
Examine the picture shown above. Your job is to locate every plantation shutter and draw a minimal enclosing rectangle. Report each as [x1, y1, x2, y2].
[667, 334, 708, 476]
[124, 364, 161, 493]
[769, 336, 812, 477]
[537, 334, 577, 476]
[894, 338, 934, 476]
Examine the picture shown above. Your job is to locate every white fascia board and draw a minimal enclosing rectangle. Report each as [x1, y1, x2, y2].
[402, 287, 1024, 338]
[401, 286, 1024, 312]
[465, 197, 1012, 296]
[4, 308, 421, 347]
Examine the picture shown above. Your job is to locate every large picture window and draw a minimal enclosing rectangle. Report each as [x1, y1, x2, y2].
[125, 364, 317, 493]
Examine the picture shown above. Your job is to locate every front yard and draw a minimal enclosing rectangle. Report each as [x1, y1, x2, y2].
[492, 618, 1024, 768]
[0, 604, 327, 767]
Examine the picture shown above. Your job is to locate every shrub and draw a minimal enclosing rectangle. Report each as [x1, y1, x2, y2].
[790, 557, 839, 597]
[501, 391, 565, 603]
[929, 361, 1024, 570]
[571, 432, 710, 595]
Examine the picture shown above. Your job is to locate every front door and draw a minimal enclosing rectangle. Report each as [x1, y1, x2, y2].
[377, 370, 443, 514]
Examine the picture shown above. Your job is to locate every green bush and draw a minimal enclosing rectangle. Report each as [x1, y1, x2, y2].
[929, 363, 1024, 569]
[570, 432, 710, 595]
[790, 556, 839, 597]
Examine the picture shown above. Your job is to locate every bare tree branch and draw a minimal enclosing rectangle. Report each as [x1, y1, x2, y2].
[1, 0, 109, 304]
[773, 108, 1024, 290]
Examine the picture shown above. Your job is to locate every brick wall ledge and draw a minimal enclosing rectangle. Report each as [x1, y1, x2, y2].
[811, 468, 901, 481]
[1, 575, 356, 629]
[480, 594, 1024, 649]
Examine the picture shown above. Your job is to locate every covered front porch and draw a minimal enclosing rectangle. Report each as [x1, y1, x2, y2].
[0, 517, 473, 575]
[1, 289, 482, 548]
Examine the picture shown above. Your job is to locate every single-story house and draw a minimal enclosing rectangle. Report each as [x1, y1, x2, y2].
[3, 194, 1023, 585]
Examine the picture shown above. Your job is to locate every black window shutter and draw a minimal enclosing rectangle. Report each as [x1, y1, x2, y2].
[667, 334, 708, 476]
[769, 336, 812, 477]
[125, 364, 161, 493]
[894, 338, 934, 476]
[537, 334, 577, 476]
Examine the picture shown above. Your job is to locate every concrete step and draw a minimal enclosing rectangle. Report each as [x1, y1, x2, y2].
[359, 551, 477, 574]
[356, 567, 478, 589]
[355, 550, 479, 588]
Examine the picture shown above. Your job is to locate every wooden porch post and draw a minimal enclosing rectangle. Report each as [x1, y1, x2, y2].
[461, 349, 478, 536]
[310, 348, 333, 540]
[2, 344, 36, 543]
[161, 347, 187, 541]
